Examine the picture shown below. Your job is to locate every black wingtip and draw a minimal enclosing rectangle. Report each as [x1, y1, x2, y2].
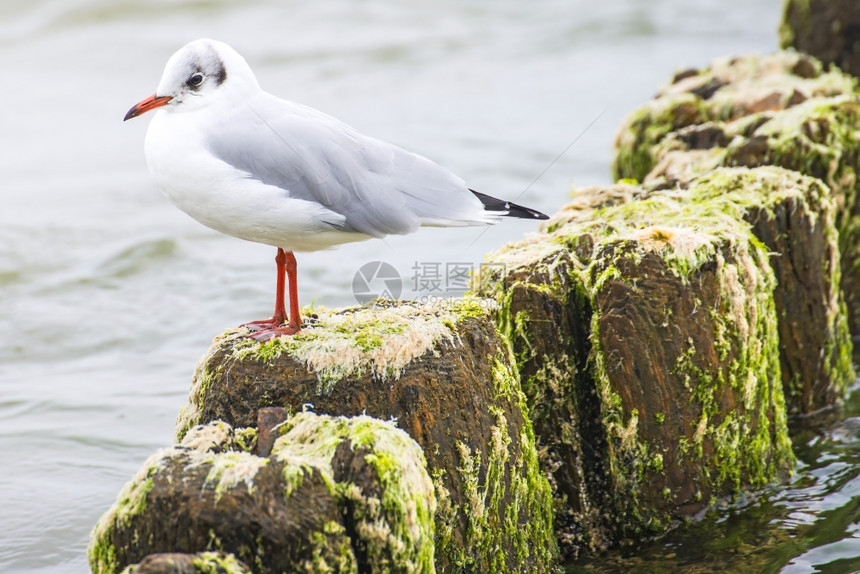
[471, 190, 549, 220]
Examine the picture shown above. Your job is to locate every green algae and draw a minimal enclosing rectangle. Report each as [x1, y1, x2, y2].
[118, 551, 253, 574]
[430, 349, 557, 571]
[191, 552, 253, 574]
[226, 298, 492, 395]
[175, 297, 502, 441]
[91, 414, 438, 574]
[492, 353, 561, 570]
[175, 362, 219, 442]
[202, 451, 269, 501]
[478, 169, 799, 549]
[494, 168, 850, 553]
[612, 92, 709, 182]
[232, 426, 257, 453]
[272, 412, 437, 573]
[613, 62, 860, 349]
[448, 410, 555, 571]
[779, 0, 811, 48]
[166, 296, 558, 570]
[729, 96, 859, 187]
[334, 316, 556, 572]
[684, 167, 855, 404]
[612, 51, 857, 184]
[302, 521, 357, 573]
[732, 97, 860, 266]
[615, 93, 858, 407]
[89, 453, 160, 574]
[582, 181, 795, 494]
[90, 423, 276, 574]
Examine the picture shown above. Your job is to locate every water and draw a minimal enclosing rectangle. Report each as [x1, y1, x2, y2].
[569, 385, 860, 574]
[3, 1, 857, 573]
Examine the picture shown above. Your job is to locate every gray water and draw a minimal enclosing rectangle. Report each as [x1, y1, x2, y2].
[4, 1, 857, 573]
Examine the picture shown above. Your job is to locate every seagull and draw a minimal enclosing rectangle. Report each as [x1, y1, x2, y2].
[124, 39, 548, 340]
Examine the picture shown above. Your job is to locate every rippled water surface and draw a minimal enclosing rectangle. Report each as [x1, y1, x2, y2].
[4, 1, 858, 573]
[569, 385, 860, 574]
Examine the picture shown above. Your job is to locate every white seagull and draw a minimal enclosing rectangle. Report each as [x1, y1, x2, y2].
[125, 38, 548, 340]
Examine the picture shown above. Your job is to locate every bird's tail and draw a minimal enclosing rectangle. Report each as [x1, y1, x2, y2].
[470, 190, 549, 220]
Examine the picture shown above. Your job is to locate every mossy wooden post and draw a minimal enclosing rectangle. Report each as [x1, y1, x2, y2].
[721, 98, 860, 350]
[684, 167, 853, 413]
[611, 52, 856, 184]
[476, 180, 796, 558]
[780, 0, 860, 77]
[90, 416, 436, 574]
[612, 51, 859, 377]
[119, 552, 252, 574]
[170, 300, 557, 572]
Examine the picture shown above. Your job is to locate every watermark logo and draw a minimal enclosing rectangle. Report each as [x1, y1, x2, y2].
[352, 260, 505, 305]
[352, 261, 402, 304]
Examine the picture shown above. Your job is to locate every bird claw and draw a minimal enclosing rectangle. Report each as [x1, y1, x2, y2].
[241, 318, 301, 341]
[240, 318, 282, 329]
[248, 325, 301, 341]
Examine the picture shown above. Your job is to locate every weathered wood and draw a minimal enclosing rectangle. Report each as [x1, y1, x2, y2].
[612, 52, 855, 183]
[781, 0, 860, 77]
[119, 552, 251, 574]
[477, 173, 798, 558]
[256, 406, 288, 457]
[90, 415, 436, 574]
[683, 168, 852, 414]
[176, 300, 557, 572]
[613, 51, 859, 368]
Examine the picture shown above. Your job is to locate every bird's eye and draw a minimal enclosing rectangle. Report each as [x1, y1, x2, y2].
[187, 73, 204, 88]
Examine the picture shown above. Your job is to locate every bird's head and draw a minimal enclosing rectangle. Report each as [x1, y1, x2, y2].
[124, 39, 259, 121]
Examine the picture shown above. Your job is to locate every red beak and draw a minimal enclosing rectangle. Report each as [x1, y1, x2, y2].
[124, 93, 172, 121]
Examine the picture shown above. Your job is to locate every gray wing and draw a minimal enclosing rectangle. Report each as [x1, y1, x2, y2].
[205, 92, 488, 237]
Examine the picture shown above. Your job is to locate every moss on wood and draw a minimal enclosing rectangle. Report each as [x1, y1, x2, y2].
[612, 51, 856, 182]
[477, 170, 799, 557]
[171, 299, 557, 572]
[614, 52, 860, 344]
[89, 415, 435, 574]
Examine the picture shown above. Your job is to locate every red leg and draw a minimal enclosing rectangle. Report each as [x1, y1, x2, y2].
[241, 248, 301, 340]
[284, 251, 302, 331]
[272, 248, 288, 326]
